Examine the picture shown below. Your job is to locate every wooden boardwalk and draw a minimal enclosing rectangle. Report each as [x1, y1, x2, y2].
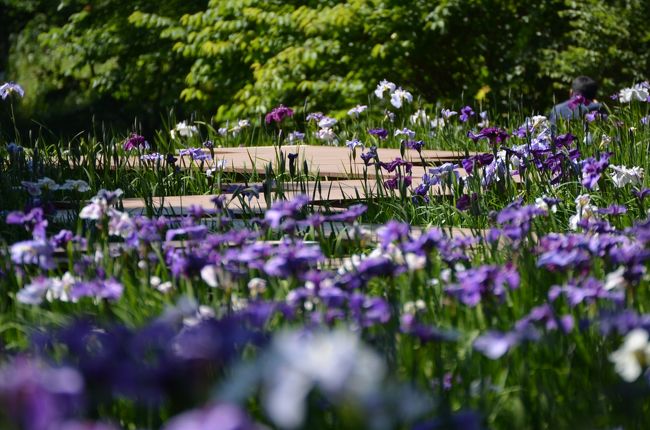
[201, 145, 473, 178]
[71, 144, 518, 231]
[88, 144, 477, 179]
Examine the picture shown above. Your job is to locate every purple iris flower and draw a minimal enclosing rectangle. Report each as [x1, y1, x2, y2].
[263, 243, 324, 278]
[384, 174, 412, 190]
[265, 105, 294, 124]
[377, 220, 410, 248]
[553, 133, 575, 148]
[179, 147, 211, 162]
[567, 94, 590, 110]
[349, 293, 391, 327]
[548, 277, 624, 307]
[345, 139, 364, 151]
[305, 112, 324, 122]
[10, 239, 55, 269]
[58, 422, 119, 430]
[513, 125, 529, 138]
[536, 233, 594, 271]
[404, 140, 425, 152]
[360, 146, 378, 166]
[422, 163, 460, 186]
[227, 184, 263, 203]
[598, 310, 650, 336]
[318, 286, 348, 308]
[50, 229, 74, 248]
[537, 248, 591, 271]
[356, 256, 396, 278]
[467, 127, 510, 146]
[441, 108, 458, 119]
[542, 196, 561, 207]
[163, 403, 260, 430]
[515, 304, 574, 334]
[412, 183, 430, 197]
[414, 411, 483, 430]
[480, 157, 506, 188]
[368, 128, 388, 139]
[326, 204, 367, 223]
[379, 157, 412, 174]
[167, 250, 207, 278]
[0, 358, 84, 430]
[264, 195, 309, 229]
[300, 213, 327, 228]
[456, 193, 477, 211]
[165, 225, 209, 242]
[581, 152, 610, 190]
[473, 330, 520, 359]
[459, 106, 475, 122]
[141, 153, 165, 162]
[598, 204, 627, 216]
[461, 153, 494, 175]
[585, 111, 601, 122]
[287, 131, 305, 142]
[456, 194, 470, 211]
[474, 321, 542, 360]
[445, 263, 519, 307]
[495, 200, 547, 243]
[123, 133, 149, 151]
[634, 188, 650, 201]
[6, 207, 48, 239]
[7, 142, 24, 154]
[71, 278, 123, 301]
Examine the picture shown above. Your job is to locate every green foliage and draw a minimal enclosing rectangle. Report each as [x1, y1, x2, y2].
[540, 0, 650, 93]
[2, 0, 649, 129]
[4, 0, 206, 131]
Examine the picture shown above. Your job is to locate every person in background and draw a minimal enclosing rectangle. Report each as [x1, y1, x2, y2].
[549, 76, 602, 125]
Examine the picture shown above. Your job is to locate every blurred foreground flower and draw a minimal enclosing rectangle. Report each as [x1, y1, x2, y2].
[219, 328, 429, 429]
[0, 358, 84, 430]
[261, 330, 385, 428]
[609, 328, 650, 382]
[163, 403, 262, 430]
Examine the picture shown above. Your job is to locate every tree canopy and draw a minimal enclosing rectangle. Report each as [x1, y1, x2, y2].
[2, 0, 649, 129]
